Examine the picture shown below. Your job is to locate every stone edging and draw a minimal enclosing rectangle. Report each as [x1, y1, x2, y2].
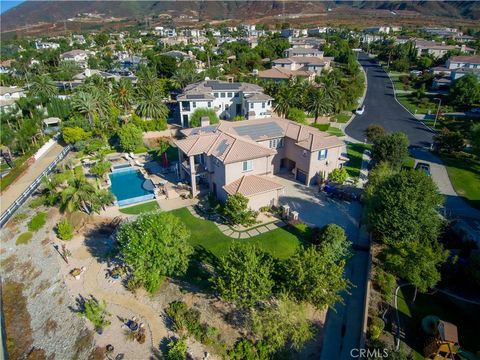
[186, 206, 286, 239]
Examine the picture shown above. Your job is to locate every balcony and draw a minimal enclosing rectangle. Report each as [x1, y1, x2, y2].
[181, 160, 208, 175]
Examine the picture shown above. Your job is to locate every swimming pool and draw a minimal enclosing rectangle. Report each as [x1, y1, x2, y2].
[109, 167, 155, 206]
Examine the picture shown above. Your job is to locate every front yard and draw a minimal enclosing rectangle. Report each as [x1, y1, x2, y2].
[345, 143, 371, 178]
[169, 207, 302, 260]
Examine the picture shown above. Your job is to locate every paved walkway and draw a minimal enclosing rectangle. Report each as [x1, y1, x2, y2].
[186, 206, 286, 239]
[358, 150, 371, 188]
[0, 142, 64, 214]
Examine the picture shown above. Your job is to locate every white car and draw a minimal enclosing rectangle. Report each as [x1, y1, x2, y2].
[355, 105, 365, 115]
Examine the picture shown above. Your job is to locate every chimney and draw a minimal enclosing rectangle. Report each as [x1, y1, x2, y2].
[200, 116, 210, 127]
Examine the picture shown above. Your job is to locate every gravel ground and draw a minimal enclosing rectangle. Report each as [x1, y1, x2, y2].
[1, 202, 96, 359]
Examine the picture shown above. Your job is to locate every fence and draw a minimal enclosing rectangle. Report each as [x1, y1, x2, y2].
[0, 145, 72, 228]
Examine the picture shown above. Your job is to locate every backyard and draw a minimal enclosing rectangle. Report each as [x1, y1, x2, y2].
[169, 207, 302, 261]
[395, 286, 480, 359]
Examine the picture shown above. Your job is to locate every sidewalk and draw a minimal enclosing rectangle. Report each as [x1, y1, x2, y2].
[0, 142, 64, 214]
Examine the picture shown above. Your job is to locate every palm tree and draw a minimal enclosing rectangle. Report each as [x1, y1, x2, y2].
[171, 64, 202, 89]
[72, 91, 97, 126]
[307, 88, 333, 123]
[113, 78, 134, 112]
[60, 174, 97, 214]
[29, 74, 58, 102]
[274, 84, 295, 118]
[135, 84, 168, 120]
[90, 189, 115, 213]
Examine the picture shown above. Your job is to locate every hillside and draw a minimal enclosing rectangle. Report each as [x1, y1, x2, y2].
[1, 1, 479, 34]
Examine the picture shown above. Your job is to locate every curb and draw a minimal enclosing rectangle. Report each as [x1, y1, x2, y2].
[383, 67, 437, 134]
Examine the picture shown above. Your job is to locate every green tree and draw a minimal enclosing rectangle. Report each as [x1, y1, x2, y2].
[156, 54, 178, 78]
[385, 240, 448, 293]
[287, 107, 307, 124]
[135, 84, 168, 120]
[171, 60, 203, 89]
[57, 219, 74, 240]
[364, 124, 386, 143]
[449, 73, 480, 108]
[317, 224, 352, 262]
[79, 297, 111, 332]
[60, 172, 97, 214]
[363, 161, 394, 204]
[366, 169, 443, 245]
[89, 160, 112, 179]
[62, 126, 92, 144]
[252, 295, 315, 353]
[307, 88, 333, 123]
[434, 128, 464, 153]
[113, 78, 134, 112]
[281, 245, 349, 309]
[212, 243, 274, 308]
[274, 85, 295, 118]
[471, 123, 480, 155]
[223, 193, 257, 226]
[118, 124, 143, 152]
[71, 91, 100, 126]
[117, 212, 193, 293]
[94, 32, 109, 47]
[328, 168, 348, 184]
[368, 317, 385, 340]
[29, 74, 58, 101]
[189, 108, 219, 127]
[371, 132, 409, 170]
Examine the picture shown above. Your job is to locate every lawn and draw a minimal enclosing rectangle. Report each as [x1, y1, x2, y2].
[345, 143, 371, 178]
[169, 208, 301, 261]
[327, 127, 344, 137]
[331, 112, 352, 124]
[16, 232, 33, 245]
[440, 155, 480, 210]
[119, 201, 160, 214]
[396, 94, 440, 116]
[396, 286, 480, 358]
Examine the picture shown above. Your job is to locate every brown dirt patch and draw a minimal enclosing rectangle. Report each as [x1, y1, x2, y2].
[1, 254, 17, 273]
[33, 279, 51, 298]
[72, 328, 95, 360]
[26, 348, 48, 360]
[3, 281, 34, 359]
[43, 318, 58, 336]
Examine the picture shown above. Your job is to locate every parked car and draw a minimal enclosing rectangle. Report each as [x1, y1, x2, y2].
[471, 108, 480, 114]
[355, 105, 365, 115]
[415, 162, 431, 176]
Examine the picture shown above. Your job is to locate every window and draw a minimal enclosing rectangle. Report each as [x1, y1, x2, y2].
[262, 102, 265, 109]
[221, 92, 226, 98]
[227, 92, 232, 97]
[192, 102, 196, 108]
[318, 149, 328, 160]
[234, 92, 239, 98]
[214, 92, 219, 98]
[242, 160, 253, 172]
[214, 158, 221, 167]
[208, 101, 211, 107]
[269, 138, 283, 149]
[250, 103, 254, 109]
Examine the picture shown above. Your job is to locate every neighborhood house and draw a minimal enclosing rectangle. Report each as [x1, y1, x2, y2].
[174, 117, 346, 210]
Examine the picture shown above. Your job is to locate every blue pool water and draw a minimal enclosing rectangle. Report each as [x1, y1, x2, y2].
[109, 167, 155, 206]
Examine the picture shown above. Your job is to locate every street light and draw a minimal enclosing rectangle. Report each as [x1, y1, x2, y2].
[433, 97, 442, 129]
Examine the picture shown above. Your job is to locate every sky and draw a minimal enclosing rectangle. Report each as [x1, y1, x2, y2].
[0, 0, 25, 14]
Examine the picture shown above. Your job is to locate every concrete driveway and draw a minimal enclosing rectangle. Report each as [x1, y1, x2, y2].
[276, 176, 363, 241]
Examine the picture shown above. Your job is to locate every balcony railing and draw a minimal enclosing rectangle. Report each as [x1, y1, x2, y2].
[182, 160, 207, 174]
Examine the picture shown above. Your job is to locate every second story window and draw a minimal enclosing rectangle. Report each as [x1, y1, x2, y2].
[227, 92, 232, 97]
[242, 160, 253, 172]
[221, 92, 226, 98]
[269, 138, 283, 149]
[234, 92, 239, 98]
[250, 103, 254, 109]
[214, 92, 219, 98]
[318, 149, 328, 160]
[262, 102, 265, 109]
[192, 102, 196, 108]
[208, 101, 211, 107]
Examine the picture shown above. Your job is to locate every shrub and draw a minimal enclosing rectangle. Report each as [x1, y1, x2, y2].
[434, 128, 464, 154]
[62, 127, 91, 144]
[57, 219, 74, 241]
[79, 298, 111, 332]
[16, 232, 33, 245]
[364, 124, 386, 143]
[189, 108, 219, 127]
[375, 268, 396, 303]
[229, 339, 270, 360]
[368, 317, 385, 340]
[166, 338, 188, 360]
[12, 212, 28, 225]
[223, 193, 257, 226]
[328, 168, 348, 184]
[118, 124, 143, 153]
[27, 212, 47, 232]
[29, 196, 46, 209]
[287, 107, 307, 124]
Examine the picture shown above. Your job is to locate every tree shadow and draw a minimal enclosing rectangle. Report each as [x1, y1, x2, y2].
[83, 221, 119, 263]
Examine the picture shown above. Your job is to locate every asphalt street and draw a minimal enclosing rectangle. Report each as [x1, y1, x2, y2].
[345, 53, 435, 148]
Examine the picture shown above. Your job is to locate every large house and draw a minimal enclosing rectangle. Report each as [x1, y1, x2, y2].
[0, 86, 25, 111]
[431, 55, 480, 89]
[61, 49, 89, 67]
[174, 117, 346, 209]
[177, 80, 273, 127]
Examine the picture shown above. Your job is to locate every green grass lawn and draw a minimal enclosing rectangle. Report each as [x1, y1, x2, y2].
[327, 127, 344, 137]
[332, 112, 351, 124]
[396, 286, 480, 358]
[396, 94, 439, 116]
[389, 71, 411, 92]
[16, 232, 33, 245]
[119, 201, 160, 215]
[169, 208, 301, 261]
[345, 143, 371, 178]
[440, 155, 480, 210]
